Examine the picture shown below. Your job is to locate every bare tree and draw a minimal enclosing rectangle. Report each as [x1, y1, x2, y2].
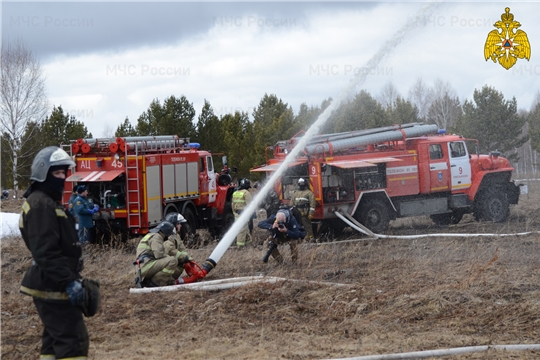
[0, 41, 48, 196]
[102, 123, 114, 138]
[407, 77, 432, 120]
[426, 79, 461, 130]
[378, 81, 400, 109]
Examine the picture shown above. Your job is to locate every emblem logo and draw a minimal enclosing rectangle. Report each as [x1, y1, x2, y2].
[484, 7, 531, 70]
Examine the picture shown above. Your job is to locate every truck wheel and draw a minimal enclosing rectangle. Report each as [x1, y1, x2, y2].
[358, 199, 390, 233]
[182, 208, 197, 235]
[318, 220, 345, 240]
[430, 211, 464, 226]
[475, 188, 509, 222]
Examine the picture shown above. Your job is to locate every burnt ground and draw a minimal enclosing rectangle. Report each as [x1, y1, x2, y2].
[2, 186, 540, 360]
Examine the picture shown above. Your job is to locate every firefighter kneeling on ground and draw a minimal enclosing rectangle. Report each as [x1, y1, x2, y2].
[258, 209, 306, 263]
[164, 212, 197, 280]
[290, 177, 316, 241]
[134, 221, 182, 287]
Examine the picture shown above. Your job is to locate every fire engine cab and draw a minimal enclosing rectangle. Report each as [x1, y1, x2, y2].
[251, 123, 523, 235]
[63, 135, 236, 242]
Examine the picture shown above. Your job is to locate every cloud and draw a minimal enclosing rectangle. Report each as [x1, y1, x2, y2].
[32, 2, 540, 138]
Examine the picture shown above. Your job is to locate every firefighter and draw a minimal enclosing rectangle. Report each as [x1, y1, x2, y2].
[74, 185, 98, 244]
[19, 146, 90, 359]
[164, 212, 195, 279]
[135, 221, 180, 287]
[258, 209, 305, 263]
[289, 178, 316, 240]
[232, 178, 253, 247]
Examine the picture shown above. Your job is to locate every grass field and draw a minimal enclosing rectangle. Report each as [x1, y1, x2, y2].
[2, 182, 540, 359]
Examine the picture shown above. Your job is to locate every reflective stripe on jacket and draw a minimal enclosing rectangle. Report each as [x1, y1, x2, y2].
[232, 189, 252, 213]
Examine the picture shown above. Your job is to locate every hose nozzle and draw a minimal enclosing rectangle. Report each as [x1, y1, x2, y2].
[176, 259, 216, 285]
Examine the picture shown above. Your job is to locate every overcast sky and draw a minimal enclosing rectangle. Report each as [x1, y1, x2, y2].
[3, 1, 539, 138]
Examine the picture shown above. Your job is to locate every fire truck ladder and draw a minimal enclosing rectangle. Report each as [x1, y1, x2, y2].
[125, 145, 142, 228]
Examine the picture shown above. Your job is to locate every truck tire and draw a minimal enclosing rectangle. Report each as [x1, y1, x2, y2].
[358, 199, 390, 233]
[430, 210, 464, 226]
[182, 208, 197, 235]
[318, 219, 346, 240]
[474, 188, 509, 223]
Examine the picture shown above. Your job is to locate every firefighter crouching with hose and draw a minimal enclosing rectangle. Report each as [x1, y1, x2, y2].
[163, 212, 202, 282]
[134, 221, 179, 287]
[289, 178, 316, 241]
[134, 219, 204, 287]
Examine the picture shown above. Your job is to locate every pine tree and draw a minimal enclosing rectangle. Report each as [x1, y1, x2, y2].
[115, 117, 137, 137]
[454, 85, 527, 162]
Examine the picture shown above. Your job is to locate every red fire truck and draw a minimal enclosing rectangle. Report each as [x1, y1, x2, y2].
[63, 135, 236, 242]
[251, 123, 523, 235]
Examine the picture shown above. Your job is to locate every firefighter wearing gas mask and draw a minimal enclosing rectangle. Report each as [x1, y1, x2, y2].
[289, 178, 316, 240]
[232, 178, 253, 247]
[19, 146, 96, 359]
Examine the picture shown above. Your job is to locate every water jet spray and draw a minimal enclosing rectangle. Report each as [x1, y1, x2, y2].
[181, 1, 442, 282]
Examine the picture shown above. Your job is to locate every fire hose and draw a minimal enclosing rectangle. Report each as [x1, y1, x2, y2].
[176, 260, 215, 284]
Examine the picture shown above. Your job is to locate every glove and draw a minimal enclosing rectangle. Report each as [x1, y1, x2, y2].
[93, 204, 99, 211]
[66, 280, 85, 306]
[308, 214, 313, 220]
[88, 209, 95, 215]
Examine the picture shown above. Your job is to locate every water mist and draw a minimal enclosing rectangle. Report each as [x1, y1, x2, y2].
[202, 1, 441, 273]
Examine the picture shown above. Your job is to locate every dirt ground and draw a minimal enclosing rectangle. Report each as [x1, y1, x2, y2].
[2, 184, 540, 359]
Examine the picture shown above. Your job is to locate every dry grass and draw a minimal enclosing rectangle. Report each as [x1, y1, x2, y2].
[2, 183, 540, 359]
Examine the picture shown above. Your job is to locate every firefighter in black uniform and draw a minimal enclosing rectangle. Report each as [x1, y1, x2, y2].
[19, 146, 90, 359]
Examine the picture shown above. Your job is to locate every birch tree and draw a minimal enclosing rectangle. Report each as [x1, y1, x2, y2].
[408, 77, 432, 120]
[0, 41, 48, 196]
[426, 79, 461, 130]
[379, 81, 400, 110]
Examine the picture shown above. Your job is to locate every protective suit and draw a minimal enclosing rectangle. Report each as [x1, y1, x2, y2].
[19, 146, 90, 359]
[232, 178, 253, 247]
[289, 178, 316, 240]
[135, 222, 178, 287]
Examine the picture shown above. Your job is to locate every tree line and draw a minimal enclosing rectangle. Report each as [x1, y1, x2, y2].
[2, 42, 540, 195]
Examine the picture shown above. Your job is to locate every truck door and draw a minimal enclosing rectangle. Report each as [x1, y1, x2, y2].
[448, 141, 471, 191]
[428, 143, 450, 192]
[206, 156, 217, 203]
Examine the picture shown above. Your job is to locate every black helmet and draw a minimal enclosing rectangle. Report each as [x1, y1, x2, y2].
[239, 178, 251, 190]
[31, 146, 75, 183]
[150, 221, 175, 237]
[165, 212, 187, 226]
